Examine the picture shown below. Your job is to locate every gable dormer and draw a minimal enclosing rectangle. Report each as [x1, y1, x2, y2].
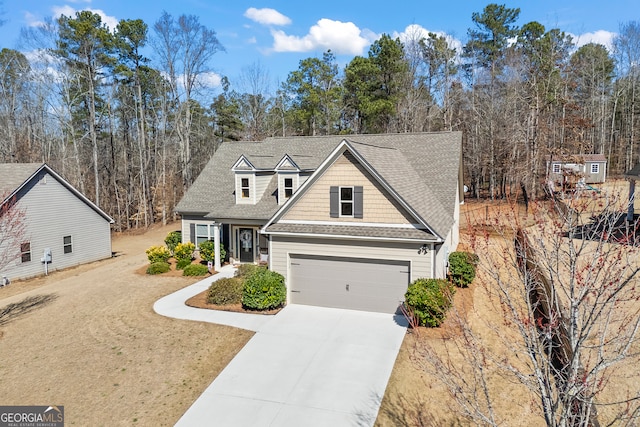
[275, 154, 302, 205]
[232, 155, 258, 205]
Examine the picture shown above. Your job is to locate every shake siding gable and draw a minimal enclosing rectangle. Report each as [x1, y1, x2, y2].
[2, 170, 112, 280]
[282, 152, 416, 224]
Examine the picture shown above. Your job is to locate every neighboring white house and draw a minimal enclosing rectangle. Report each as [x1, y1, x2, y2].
[176, 132, 463, 314]
[0, 163, 114, 281]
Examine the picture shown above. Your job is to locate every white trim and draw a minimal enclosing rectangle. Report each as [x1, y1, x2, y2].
[266, 230, 440, 243]
[339, 185, 354, 218]
[431, 243, 436, 278]
[231, 155, 257, 171]
[277, 219, 426, 229]
[275, 154, 301, 171]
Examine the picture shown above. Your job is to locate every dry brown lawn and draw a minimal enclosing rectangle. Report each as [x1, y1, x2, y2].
[0, 223, 253, 426]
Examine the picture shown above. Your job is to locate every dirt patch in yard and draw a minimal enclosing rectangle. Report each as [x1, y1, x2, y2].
[0, 223, 253, 427]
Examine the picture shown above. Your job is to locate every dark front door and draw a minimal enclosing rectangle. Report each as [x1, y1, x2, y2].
[239, 228, 254, 263]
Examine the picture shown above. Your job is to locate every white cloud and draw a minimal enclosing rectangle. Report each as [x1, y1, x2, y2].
[247, 36, 257, 44]
[52, 6, 119, 32]
[198, 72, 223, 88]
[244, 8, 291, 26]
[271, 18, 373, 55]
[570, 30, 616, 50]
[393, 24, 462, 55]
[25, 12, 46, 28]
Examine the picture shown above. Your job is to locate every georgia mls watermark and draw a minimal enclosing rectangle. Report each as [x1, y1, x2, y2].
[0, 406, 64, 427]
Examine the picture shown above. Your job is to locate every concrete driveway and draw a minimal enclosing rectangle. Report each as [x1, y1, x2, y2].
[172, 302, 407, 426]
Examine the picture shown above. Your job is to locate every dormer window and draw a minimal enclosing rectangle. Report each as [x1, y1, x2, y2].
[340, 187, 354, 216]
[241, 178, 250, 198]
[284, 178, 294, 198]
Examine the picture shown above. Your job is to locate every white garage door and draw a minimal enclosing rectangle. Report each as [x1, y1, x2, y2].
[289, 254, 410, 314]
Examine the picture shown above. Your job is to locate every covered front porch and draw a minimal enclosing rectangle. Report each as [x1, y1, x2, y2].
[182, 217, 269, 270]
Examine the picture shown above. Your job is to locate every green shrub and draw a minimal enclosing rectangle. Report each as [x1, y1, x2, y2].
[145, 245, 171, 264]
[242, 267, 286, 310]
[207, 277, 243, 305]
[448, 251, 479, 287]
[404, 278, 454, 327]
[146, 262, 170, 275]
[199, 241, 226, 264]
[174, 242, 195, 262]
[182, 263, 209, 276]
[234, 263, 260, 278]
[164, 231, 182, 254]
[176, 258, 192, 270]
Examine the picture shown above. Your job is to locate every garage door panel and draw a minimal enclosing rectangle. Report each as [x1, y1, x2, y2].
[289, 255, 409, 314]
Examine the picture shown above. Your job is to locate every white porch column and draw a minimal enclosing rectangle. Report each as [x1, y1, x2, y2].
[213, 223, 221, 271]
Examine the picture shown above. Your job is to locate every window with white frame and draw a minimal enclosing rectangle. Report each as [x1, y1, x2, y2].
[340, 186, 354, 216]
[284, 178, 294, 198]
[195, 224, 219, 247]
[591, 163, 600, 174]
[20, 242, 31, 263]
[552, 164, 561, 173]
[63, 235, 72, 254]
[241, 178, 250, 198]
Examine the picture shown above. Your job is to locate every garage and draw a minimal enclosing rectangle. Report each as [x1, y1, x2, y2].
[289, 254, 410, 314]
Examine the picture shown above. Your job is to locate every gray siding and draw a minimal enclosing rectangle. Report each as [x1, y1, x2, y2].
[2, 171, 112, 281]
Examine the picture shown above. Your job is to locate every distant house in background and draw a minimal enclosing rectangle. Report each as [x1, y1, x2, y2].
[0, 163, 114, 281]
[547, 154, 607, 189]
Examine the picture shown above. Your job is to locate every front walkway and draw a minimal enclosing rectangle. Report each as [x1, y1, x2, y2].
[154, 266, 408, 427]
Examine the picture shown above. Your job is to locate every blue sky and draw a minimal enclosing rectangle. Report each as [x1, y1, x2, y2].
[0, 0, 637, 94]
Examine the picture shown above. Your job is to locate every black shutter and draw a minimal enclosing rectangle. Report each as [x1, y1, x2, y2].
[354, 186, 363, 218]
[330, 186, 339, 218]
[189, 223, 195, 243]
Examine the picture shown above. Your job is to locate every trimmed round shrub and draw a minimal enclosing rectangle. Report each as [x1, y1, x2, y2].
[199, 241, 226, 264]
[146, 262, 170, 275]
[164, 231, 181, 255]
[146, 245, 171, 264]
[174, 242, 195, 262]
[234, 263, 260, 279]
[404, 278, 454, 327]
[182, 263, 209, 276]
[207, 277, 243, 305]
[176, 258, 192, 270]
[448, 251, 479, 287]
[242, 267, 286, 310]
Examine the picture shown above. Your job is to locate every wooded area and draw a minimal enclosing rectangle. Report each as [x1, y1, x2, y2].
[0, 4, 638, 230]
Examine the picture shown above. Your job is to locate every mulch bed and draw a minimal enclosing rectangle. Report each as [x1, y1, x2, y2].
[185, 289, 282, 315]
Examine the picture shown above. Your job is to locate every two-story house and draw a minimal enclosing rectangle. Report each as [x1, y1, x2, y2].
[175, 132, 462, 313]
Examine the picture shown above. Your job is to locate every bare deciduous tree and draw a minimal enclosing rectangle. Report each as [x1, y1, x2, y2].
[412, 190, 640, 426]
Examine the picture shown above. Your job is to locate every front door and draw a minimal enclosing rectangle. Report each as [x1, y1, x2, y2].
[239, 228, 254, 263]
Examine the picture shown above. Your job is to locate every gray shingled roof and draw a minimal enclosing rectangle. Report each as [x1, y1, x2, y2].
[0, 163, 42, 197]
[176, 132, 462, 239]
[266, 223, 436, 241]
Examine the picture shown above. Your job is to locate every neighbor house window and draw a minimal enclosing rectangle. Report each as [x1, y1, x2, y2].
[340, 187, 354, 216]
[241, 178, 250, 198]
[63, 235, 72, 254]
[20, 242, 31, 263]
[552, 164, 561, 173]
[284, 178, 294, 198]
[591, 164, 600, 174]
